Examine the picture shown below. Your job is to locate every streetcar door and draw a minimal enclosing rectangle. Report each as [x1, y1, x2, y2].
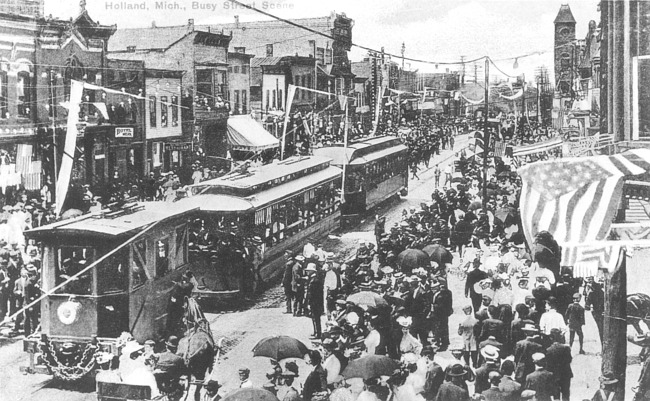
[95, 246, 130, 338]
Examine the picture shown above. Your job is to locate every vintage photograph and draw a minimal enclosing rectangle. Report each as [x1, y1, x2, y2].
[0, 0, 646, 400]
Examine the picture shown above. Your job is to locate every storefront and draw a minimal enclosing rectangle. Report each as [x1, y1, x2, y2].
[84, 124, 144, 187]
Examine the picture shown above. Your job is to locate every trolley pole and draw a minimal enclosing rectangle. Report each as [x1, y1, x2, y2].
[482, 58, 489, 210]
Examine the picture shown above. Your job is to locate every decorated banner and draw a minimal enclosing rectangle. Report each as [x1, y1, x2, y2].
[518, 150, 650, 248]
[55, 80, 83, 216]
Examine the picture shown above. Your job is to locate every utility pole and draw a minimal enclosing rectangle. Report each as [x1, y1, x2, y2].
[482, 57, 489, 210]
[521, 73, 526, 138]
[460, 56, 466, 85]
[474, 63, 478, 83]
[401, 42, 405, 71]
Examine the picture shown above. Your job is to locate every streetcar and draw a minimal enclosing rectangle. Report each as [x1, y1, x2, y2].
[313, 136, 408, 225]
[21, 155, 342, 378]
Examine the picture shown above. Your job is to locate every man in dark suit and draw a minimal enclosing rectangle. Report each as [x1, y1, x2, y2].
[475, 345, 501, 395]
[421, 345, 445, 401]
[524, 353, 555, 401]
[436, 364, 471, 401]
[403, 276, 431, 345]
[479, 305, 506, 345]
[481, 371, 507, 401]
[514, 324, 544, 384]
[431, 278, 453, 350]
[306, 266, 324, 339]
[498, 360, 522, 401]
[154, 336, 187, 396]
[545, 328, 572, 401]
[465, 258, 488, 313]
[282, 251, 294, 314]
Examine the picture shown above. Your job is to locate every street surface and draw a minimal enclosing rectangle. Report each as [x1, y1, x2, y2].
[0, 134, 645, 400]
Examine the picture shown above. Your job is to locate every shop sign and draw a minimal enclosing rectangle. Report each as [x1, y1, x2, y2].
[115, 127, 134, 138]
[165, 142, 192, 151]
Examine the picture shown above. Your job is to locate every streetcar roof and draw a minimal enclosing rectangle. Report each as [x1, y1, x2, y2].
[313, 136, 404, 166]
[193, 155, 332, 193]
[348, 143, 408, 165]
[196, 166, 341, 210]
[27, 201, 199, 237]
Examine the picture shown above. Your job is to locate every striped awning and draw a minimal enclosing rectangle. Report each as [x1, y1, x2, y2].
[511, 137, 563, 157]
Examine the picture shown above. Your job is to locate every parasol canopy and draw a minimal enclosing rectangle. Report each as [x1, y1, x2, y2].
[422, 244, 453, 265]
[223, 388, 279, 401]
[252, 335, 309, 361]
[494, 207, 518, 226]
[60, 208, 83, 220]
[468, 201, 483, 211]
[397, 249, 430, 270]
[342, 355, 400, 380]
[346, 291, 388, 309]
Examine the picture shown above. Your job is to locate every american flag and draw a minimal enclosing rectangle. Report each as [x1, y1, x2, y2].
[494, 140, 507, 158]
[561, 244, 621, 277]
[518, 149, 650, 246]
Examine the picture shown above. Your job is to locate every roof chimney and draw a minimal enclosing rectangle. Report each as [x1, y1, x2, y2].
[151, 20, 156, 28]
[235, 15, 239, 28]
[188, 18, 194, 31]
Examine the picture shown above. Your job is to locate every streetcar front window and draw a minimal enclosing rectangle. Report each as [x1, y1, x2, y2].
[97, 247, 128, 294]
[56, 247, 93, 295]
[155, 239, 170, 277]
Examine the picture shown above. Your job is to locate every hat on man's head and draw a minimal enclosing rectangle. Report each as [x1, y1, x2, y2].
[144, 339, 156, 346]
[532, 353, 545, 364]
[295, 255, 305, 261]
[239, 367, 250, 374]
[397, 316, 413, 328]
[205, 380, 222, 392]
[447, 363, 466, 377]
[522, 323, 538, 333]
[481, 345, 500, 361]
[381, 266, 394, 274]
[599, 373, 619, 385]
[166, 336, 179, 348]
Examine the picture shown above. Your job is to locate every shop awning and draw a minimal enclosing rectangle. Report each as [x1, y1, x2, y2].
[227, 115, 280, 152]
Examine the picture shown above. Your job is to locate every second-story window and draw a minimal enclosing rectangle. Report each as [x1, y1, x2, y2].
[16, 71, 30, 118]
[0, 70, 7, 119]
[316, 48, 325, 65]
[171, 95, 179, 126]
[266, 44, 274, 57]
[149, 96, 157, 127]
[160, 96, 168, 127]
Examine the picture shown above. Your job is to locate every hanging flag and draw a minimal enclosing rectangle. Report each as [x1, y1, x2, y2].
[280, 84, 297, 160]
[494, 141, 507, 158]
[55, 80, 83, 216]
[561, 243, 621, 277]
[338, 95, 348, 110]
[518, 149, 650, 247]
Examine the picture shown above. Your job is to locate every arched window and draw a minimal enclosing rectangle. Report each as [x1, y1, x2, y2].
[64, 56, 85, 101]
[17, 71, 31, 118]
[560, 52, 571, 70]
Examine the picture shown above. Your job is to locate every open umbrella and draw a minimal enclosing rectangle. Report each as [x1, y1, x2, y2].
[451, 176, 467, 185]
[252, 335, 308, 361]
[468, 201, 482, 211]
[60, 208, 83, 220]
[494, 207, 518, 226]
[397, 249, 430, 270]
[342, 355, 400, 380]
[223, 388, 279, 401]
[422, 244, 453, 265]
[347, 291, 388, 309]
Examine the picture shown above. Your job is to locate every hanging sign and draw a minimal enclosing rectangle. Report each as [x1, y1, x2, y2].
[115, 127, 134, 138]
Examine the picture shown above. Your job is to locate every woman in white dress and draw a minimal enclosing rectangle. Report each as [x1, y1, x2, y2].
[396, 316, 422, 360]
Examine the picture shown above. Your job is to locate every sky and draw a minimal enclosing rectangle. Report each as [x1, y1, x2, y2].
[47, 0, 600, 81]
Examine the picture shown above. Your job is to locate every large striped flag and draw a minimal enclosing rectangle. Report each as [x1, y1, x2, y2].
[494, 140, 507, 158]
[518, 149, 650, 246]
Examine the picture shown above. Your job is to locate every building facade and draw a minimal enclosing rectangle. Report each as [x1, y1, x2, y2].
[228, 50, 254, 115]
[108, 20, 232, 162]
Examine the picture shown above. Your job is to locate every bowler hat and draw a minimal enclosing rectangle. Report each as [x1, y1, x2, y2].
[447, 363, 466, 377]
[166, 335, 179, 348]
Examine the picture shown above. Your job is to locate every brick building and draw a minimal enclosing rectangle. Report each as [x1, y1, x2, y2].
[203, 13, 354, 115]
[108, 20, 232, 162]
[228, 50, 254, 115]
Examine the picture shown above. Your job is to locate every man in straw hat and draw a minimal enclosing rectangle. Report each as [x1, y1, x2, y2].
[514, 324, 544, 384]
[594, 373, 619, 401]
[524, 353, 555, 401]
[277, 368, 301, 401]
[475, 345, 501, 395]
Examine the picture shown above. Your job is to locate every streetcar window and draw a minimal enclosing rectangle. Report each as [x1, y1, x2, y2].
[131, 239, 148, 288]
[56, 247, 93, 295]
[97, 247, 129, 294]
[175, 226, 187, 267]
[155, 239, 170, 277]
